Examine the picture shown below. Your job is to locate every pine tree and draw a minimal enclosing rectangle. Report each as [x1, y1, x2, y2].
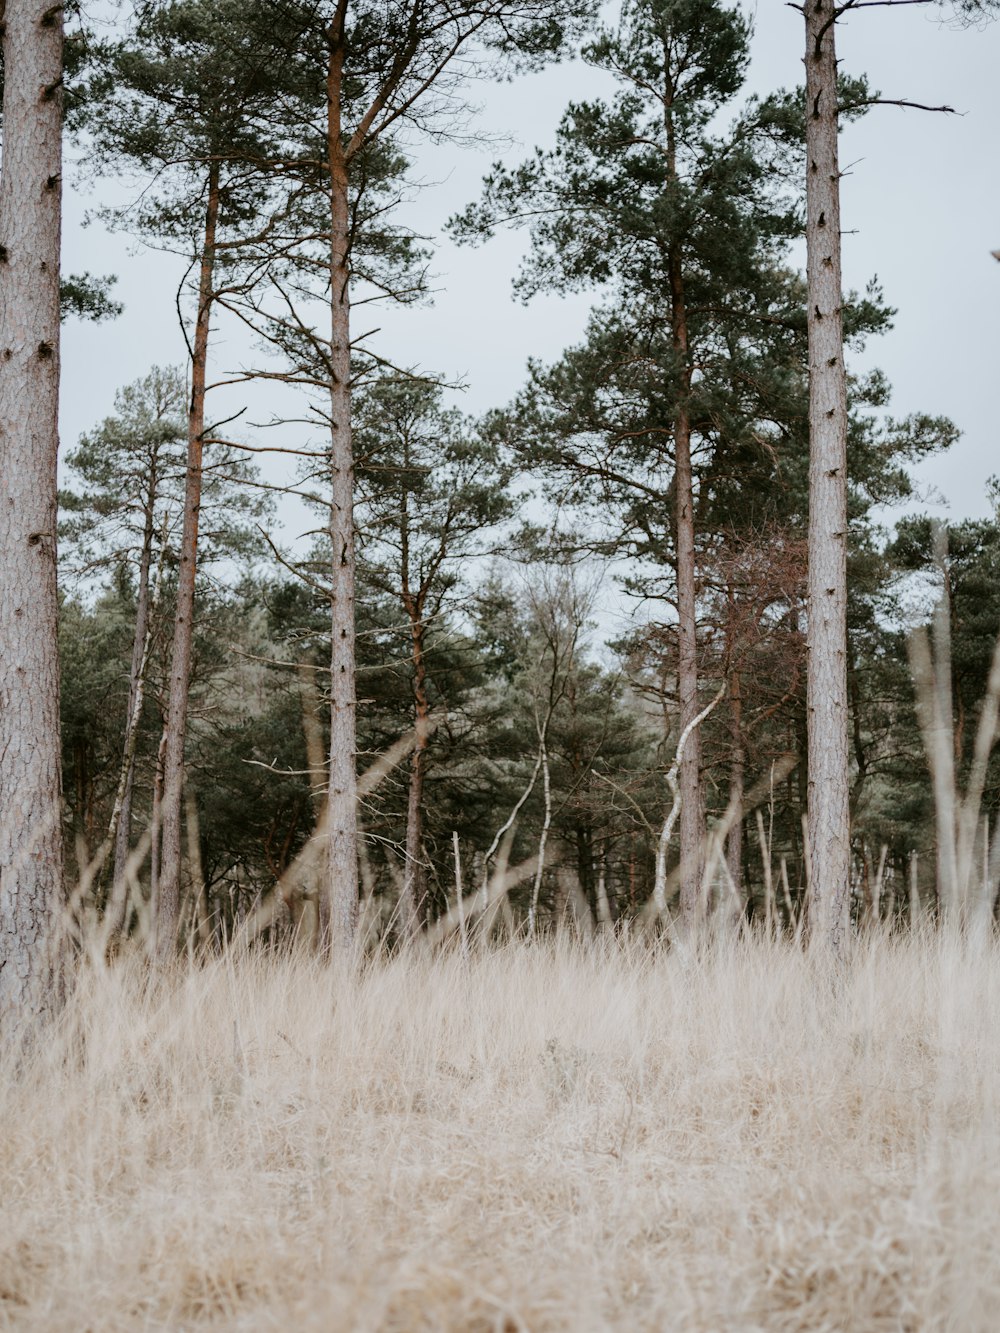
[60, 366, 268, 931]
[0, 0, 66, 1028]
[85, 0, 325, 954]
[216, 0, 595, 951]
[353, 374, 514, 937]
[454, 0, 803, 930]
[792, 0, 998, 948]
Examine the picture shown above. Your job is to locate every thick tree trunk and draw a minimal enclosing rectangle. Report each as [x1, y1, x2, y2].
[804, 1, 851, 953]
[324, 38, 360, 951]
[157, 162, 220, 959]
[399, 621, 429, 941]
[0, 0, 65, 1029]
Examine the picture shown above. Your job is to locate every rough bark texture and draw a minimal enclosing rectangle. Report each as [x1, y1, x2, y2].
[804, 0, 851, 953]
[324, 23, 360, 951]
[157, 162, 220, 959]
[0, 0, 66, 1029]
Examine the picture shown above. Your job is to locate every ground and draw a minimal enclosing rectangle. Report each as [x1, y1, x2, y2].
[1, 934, 998, 1329]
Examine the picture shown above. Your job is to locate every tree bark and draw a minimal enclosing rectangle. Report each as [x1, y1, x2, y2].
[324, 24, 360, 951]
[399, 620, 430, 940]
[108, 483, 160, 925]
[726, 668, 744, 906]
[148, 723, 168, 943]
[669, 243, 704, 929]
[156, 161, 220, 959]
[107, 509, 164, 938]
[662, 63, 704, 932]
[0, 0, 66, 1029]
[804, 1, 851, 954]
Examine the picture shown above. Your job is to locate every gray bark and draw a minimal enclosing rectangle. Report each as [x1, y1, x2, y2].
[324, 31, 360, 951]
[0, 0, 66, 1028]
[804, 1, 851, 953]
[664, 81, 704, 930]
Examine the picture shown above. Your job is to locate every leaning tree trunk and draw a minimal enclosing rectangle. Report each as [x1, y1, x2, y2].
[323, 39, 360, 951]
[156, 161, 220, 960]
[804, 0, 851, 954]
[0, 0, 66, 1030]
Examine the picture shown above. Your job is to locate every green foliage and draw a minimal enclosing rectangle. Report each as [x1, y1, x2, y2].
[59, 273, 123, 323]
[59, 365, 270, 584]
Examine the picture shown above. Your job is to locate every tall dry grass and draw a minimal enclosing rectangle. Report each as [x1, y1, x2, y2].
[3, 933, 1000, 1330]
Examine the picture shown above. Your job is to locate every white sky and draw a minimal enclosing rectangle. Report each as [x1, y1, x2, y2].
[61, 1, 1000, 541]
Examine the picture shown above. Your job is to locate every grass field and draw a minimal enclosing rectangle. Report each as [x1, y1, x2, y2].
[2, 933, 999, 1330]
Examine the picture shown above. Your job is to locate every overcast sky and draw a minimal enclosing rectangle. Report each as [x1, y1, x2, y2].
[61, 1, 1000, 538]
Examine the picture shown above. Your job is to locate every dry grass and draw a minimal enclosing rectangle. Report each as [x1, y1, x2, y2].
[3, 932, 1000, 1330]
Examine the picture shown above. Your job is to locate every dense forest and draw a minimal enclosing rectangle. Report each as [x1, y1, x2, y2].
[1, 0, 999, 1022]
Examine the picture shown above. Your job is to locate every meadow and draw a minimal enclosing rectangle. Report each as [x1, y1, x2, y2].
[2, 932, 999, 1330]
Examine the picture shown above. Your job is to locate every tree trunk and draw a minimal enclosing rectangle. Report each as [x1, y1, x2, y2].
[595, 852, 612, 929]
[804, 1, 851, 954]
[283, 661, 324, 945]
[157, 161, 220, 960]
[399, 621, 430, 940]
[670, 242, 704, 930]
[324, 35, 360, 951]
[108, 489, 160, 926]
[0, 0, 66, 1029]
[662, 61, 703, 932]
[726, 668, 744, 905]
[148, 722, 168, 946]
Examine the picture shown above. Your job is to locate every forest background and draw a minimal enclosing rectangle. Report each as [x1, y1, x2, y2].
[47, 0, 1000, 955]
[0, 0, 986, 984]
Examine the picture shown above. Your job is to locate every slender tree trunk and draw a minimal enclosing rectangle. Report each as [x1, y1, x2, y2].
[595, 851, 612, 929]
[157, 162, 220, 959]
[804, 1, 851, 954]
[528, 722, 553, 936]
[0, 0, 66, 1028]
[576, 822, 595, 915]
[661, 60, 703, 931]
[109, 488, 159, 913]
[148, 723, 168, 945]
[284, 661, 324, 945]
[399, 621, 430, 940]
[106, 527, 166, 934]
[324, 34, 360, 950]
[726, 668, 744, 905]
[669, 243, 704, 929]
